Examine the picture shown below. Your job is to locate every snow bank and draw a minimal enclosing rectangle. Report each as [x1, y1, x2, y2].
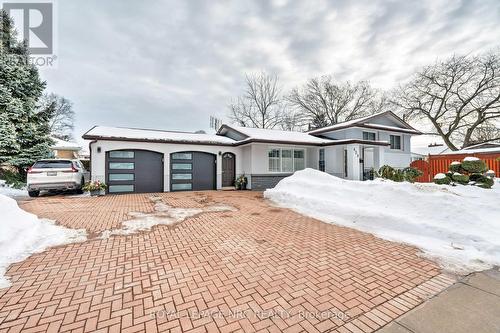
[0, 185, 27, 197]
[264, 169, 500, 274]
[0, 194, 86, 288]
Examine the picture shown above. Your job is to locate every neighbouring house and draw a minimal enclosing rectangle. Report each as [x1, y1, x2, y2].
[82, 111, 421, 194]
[50, 137, 82, 159]
[410, 134, 450, 161]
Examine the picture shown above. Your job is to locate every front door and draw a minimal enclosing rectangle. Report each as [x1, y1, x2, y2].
[222, 152, 235, 187]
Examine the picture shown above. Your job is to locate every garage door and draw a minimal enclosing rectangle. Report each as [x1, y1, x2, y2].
[170, 152, 216, 191]
[106, 150, 163, 194]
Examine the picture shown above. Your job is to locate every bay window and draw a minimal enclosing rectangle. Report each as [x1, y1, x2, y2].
[268, 148, 305, 172]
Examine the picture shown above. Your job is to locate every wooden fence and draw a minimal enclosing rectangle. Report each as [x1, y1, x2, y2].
[410, 152, 500, 183]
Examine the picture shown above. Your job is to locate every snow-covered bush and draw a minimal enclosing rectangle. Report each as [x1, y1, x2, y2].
[462, 157, 488, 173]
[485, 170, 495, 178]
[449, 161, 462, 173]
[451, 172, 469, 185]
[434, 173, 451, 185]
[434, 157, 494, 189]
[474, 175, 494, 189]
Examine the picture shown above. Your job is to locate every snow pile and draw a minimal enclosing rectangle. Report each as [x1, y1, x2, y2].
[463, 156, 480, 161]
[264, 169, 500, 273]
[0, 194, 86, 288]
[0, 184, 27, 197]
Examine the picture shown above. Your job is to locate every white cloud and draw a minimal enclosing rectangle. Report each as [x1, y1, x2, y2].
[39, 0, 500, 142]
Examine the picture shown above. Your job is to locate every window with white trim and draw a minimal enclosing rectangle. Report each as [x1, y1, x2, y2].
[390, 135, 402, 150]
[362, 131, 376, 141]
[268, 149, 280, 172]
[268, 148, 305, 172]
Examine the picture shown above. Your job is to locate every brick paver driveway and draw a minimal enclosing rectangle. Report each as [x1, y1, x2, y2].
[0, 191, 455, 333]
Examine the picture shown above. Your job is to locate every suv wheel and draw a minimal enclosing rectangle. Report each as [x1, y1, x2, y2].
[28, 190, 40, 197]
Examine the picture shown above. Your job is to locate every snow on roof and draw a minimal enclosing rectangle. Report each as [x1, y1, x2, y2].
[444, 147, 500, 155]
[307, 112, 386, 133]
[362, 123, 420, 134]
[306, 110, 419, 134]
[83, 126, 237, 145]
[85, 124, 393, 146]
[51, 137, 81, 151]
[411, 134, 450, 156]
[463, 142, 500, 150]
[228, 126, 331, 144]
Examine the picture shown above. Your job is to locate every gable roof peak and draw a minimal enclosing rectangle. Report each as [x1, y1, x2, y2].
[307, 110, 421, 135]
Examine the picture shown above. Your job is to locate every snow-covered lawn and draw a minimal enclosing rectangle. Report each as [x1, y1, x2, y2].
[0, 194, 86, 288]
[264, 169, 500, 274]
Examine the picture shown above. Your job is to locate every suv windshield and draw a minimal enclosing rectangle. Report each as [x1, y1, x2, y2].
[33, 160, 73, 169]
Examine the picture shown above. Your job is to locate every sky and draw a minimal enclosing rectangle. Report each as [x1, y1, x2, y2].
[36, 0, 500, 144]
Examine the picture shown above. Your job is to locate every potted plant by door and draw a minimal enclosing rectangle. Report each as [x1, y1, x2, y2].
[235, 175, 248, 190]
[82, 180, 107, 196]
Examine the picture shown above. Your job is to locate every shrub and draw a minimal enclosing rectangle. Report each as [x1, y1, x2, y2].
[378, 165, 395, 179]
[473, 175, 494, 189]
[469, 173, 484, 182]
[402, 167, 423, 183]
[378, 165, 422, 183]
[434, 157, 495, 189]
[462, 157, 488, 173]
[451, 172, 469, 185]
[434, 173, 451, 185]
[449, 161, 462, 173]
[0, 167, 26, 188]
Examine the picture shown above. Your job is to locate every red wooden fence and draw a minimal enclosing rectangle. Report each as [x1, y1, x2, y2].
[410, 153, 500, 183]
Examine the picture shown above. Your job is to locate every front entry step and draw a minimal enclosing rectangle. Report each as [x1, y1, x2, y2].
[221, 187, 236, 191]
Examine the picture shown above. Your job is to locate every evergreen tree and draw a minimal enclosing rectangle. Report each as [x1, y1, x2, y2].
[0, 10, 49, 175]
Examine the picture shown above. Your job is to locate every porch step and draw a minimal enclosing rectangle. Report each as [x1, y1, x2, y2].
[221, 187, 236, 191]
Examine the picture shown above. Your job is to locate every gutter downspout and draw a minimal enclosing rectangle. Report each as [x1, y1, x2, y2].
[88, 140, 97, 181]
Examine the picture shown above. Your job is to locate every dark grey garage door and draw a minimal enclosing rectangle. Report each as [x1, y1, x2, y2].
[170, 152, 216, 191]
[106, 150, 163, 194]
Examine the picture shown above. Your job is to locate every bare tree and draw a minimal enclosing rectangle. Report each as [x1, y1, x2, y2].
[279, 108, 304, 131]
[287, 76, 382, 128]
[394, 52, 500, 150]
[229, 72, 284, 129]
[459, 120, 500, 145]
[38, 93, 75, 141]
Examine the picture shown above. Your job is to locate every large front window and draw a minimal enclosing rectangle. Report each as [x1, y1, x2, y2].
[268, 148, 305, 172]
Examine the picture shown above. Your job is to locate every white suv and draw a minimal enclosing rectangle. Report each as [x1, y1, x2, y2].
[26, 159, 89, 197]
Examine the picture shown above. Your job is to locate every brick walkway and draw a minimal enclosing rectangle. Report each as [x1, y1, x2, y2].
[0, 191, 455, 333]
